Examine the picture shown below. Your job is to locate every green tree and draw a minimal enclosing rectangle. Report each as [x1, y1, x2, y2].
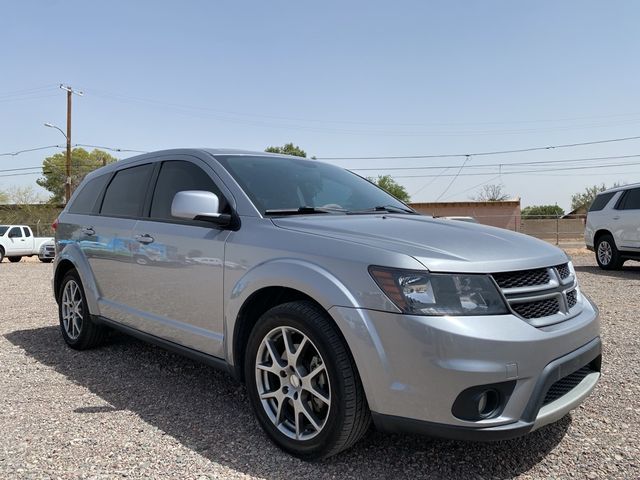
[570, 183, 623, 211]
[0, 190, 8, 204]
[37, 148, 118, 203]
[265, 143, 307, 158]
[368, 175, 411, 203]
[522, 204, 565, 219]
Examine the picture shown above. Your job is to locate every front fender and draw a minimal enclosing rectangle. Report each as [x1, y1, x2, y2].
[54, 242, 101, 316]
[225, 258, 361, 363]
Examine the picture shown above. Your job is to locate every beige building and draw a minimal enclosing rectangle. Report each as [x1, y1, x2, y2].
[409, 199, 522, 231]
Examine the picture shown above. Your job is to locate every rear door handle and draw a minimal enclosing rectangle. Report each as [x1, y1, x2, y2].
[612, 216, 620, 220]
[81, 226, 95, 236]
[134, 234, 154, 244]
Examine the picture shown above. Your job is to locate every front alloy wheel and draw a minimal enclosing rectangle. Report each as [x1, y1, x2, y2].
[245, 301, 370, 460]
[255, 326, 331, 441]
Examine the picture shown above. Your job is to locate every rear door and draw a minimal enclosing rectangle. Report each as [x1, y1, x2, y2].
[614, 187, 640, 250]
[86, 163, 155, 325]
[129, 158, 231, 357]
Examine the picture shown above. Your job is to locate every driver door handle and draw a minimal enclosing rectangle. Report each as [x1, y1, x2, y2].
[135, 234, 154, 244]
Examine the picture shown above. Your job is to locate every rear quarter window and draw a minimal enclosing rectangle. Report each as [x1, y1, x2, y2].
[615, 187, 640, 210]
[68, 174, 111, 215]
[589, 192, 616, 212]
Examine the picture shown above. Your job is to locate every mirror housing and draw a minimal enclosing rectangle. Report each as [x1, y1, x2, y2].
[171, 190, 232, 226]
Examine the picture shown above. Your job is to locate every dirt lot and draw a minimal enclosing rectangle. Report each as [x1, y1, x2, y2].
[0, 253, 638, 479]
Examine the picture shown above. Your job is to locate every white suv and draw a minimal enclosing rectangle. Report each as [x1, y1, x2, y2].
[585, 183, 640, 269]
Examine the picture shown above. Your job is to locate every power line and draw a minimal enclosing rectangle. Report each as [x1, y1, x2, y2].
[0, 144, 145, 158]
[435, 155, 471, 201]
[84, 87, 640, 132]
[349, 153, 640, 171]
[0, 146, 63, 157]
[316, 135, 640, 160]
[75, 143, 148, 153]
[392, 159, 640, 178]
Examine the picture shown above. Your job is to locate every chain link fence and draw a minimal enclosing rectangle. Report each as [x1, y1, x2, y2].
[0, 205, 63, 237]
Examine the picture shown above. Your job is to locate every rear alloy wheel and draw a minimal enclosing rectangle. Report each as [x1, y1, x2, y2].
[245, 301, 370, 460]
[58, 270, 107, 349]
[595, 234, 624, 270]
[8, 256, 22, 263]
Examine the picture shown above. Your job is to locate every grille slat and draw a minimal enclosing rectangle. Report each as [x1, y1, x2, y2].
[567, 289, 577, 309]
[556, 263, 571, 280]
[543, 365, 593, 405]
[493, 268, 550, 289]
[511, 298, 561, 319]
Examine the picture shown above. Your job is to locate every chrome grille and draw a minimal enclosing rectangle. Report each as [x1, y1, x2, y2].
[512, 298, 560, 319]
[543, 365, 593, 405]
[491, 262, 579, 327]
[567, 289, 577, 309]
[556, 263, 571, 280]
[493, 268, 550, 289]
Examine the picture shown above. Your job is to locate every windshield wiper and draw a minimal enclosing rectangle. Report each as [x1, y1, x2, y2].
[347, 205, 417, 215]
[264, 206, 346, 216]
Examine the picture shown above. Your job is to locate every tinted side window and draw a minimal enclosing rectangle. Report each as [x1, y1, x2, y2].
[618, 188, 640, 210]
[8, 227, 22, 238]
[100, 164, 153, 218]
[150, 161, 226, 220]
[589, 192, 616, 212]
[68, 174, 111, 214]
[22, 227, 31, 237]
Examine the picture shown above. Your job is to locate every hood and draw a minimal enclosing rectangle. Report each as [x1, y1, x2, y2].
[272, 214, 568, 273]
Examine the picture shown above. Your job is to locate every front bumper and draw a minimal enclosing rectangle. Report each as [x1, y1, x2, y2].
[329, 295, 601, 440]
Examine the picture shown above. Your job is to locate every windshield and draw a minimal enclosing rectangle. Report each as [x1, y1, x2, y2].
[0, 226, 8, 236]
[215, 155, 410, 215]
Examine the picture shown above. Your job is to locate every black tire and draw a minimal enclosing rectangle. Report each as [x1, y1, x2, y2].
[244, 301, 370, 460]
[0, 248, 4, 263]
[39, 258, 54, 263]
[595, 234, 624, 270]
[57, 270, 107, 350]
[8, 256, 22, 263]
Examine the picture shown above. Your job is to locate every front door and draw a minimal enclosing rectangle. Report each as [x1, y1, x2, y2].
[6, 227, 28, 255]
[129, 159, 230, 357]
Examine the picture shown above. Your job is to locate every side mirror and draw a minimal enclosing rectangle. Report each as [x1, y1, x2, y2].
[171, 191, 231, 226]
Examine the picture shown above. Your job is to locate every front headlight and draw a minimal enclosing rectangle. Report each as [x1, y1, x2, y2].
[369, 266, 508, 316]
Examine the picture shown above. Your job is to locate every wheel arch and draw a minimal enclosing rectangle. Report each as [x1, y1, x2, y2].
[226, 259, 362, 382]
[594, 229, 614, 245]
[231, 286, 326, 381]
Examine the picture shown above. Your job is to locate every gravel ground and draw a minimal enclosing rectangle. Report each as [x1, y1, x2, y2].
[0, 253, 638, 479]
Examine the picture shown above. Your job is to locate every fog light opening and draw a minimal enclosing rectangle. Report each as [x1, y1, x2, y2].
[476, 389, 500, 418]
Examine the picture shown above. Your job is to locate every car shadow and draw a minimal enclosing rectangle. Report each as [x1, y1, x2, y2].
[5, 326, 570, 479]
[574, 264, 640, 278]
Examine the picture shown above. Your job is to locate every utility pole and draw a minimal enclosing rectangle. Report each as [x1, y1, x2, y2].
[59, 84, 83, 204]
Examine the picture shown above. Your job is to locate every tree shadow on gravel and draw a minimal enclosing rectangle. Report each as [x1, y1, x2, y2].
[6, 326, 570, 480]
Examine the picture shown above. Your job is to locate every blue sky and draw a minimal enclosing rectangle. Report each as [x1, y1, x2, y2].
[2, 1, 640, 210]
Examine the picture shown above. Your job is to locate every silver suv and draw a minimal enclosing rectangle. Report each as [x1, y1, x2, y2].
[585, 183, 640, 269]
[53, 149, 601, 459]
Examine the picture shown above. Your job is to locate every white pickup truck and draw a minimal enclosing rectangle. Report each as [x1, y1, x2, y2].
[0, 225, 55, 263]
